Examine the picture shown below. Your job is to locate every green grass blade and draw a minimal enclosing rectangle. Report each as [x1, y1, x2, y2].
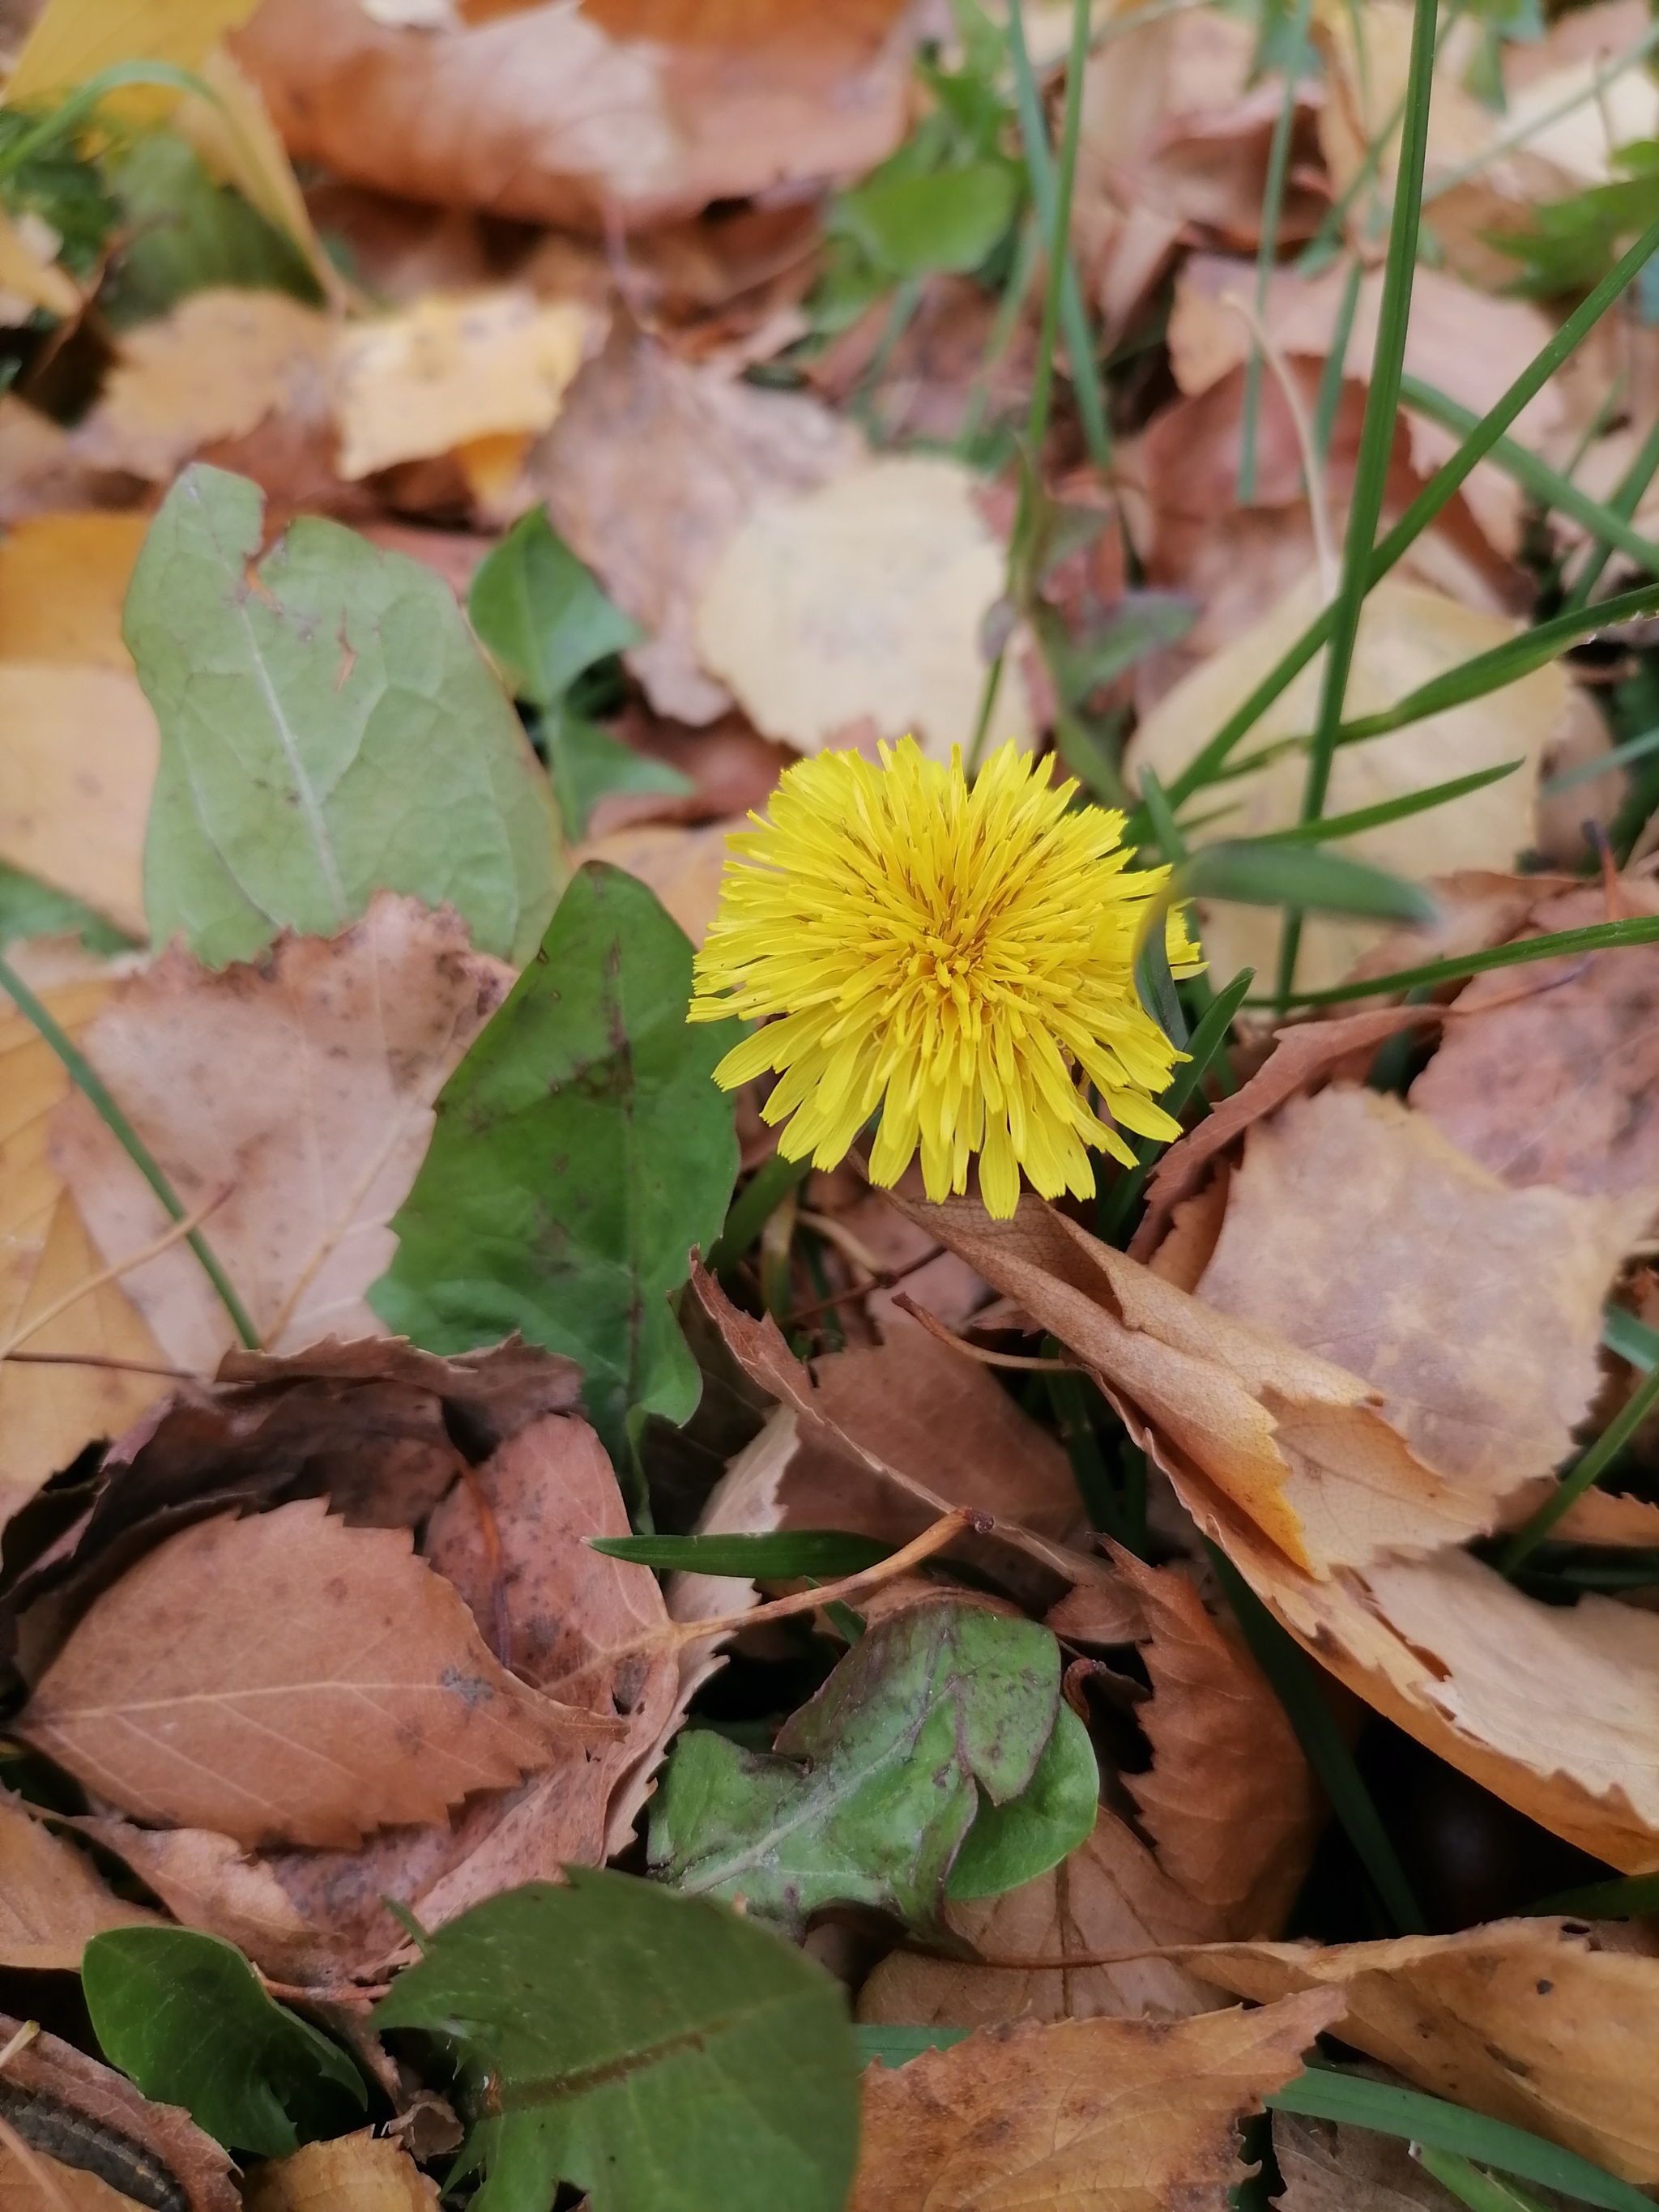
[1023, 0, 1094, 455]
[1205, 1544, 1427, 1933]
[1138, 764, 1188, 862]
[1399, 377, 1659, 575]
[1542, 721, 1659, 799]
[1528, 1868, 1659, 1917]
[1417, 2147, 1555, 2212]
[1603, 1303, 1659, 1372]
[707, 1149, 813, 1272]
[1565, 407, 1659, 612]
[1269, 912, 1659, 1006]
[1097, 967, 1254, 1242]
[1178, 843, 1436, 922]
[1266, 2069, 1653, 2212]
[589, 1531, 894, 1579]
[1311, 256, 1364, 469]
[856, 2027, 970, 2070]
[1245, 761, 1523, 844]
[1238, 0, 1317, 505]
[0, 951, 259, 1351]
[1501, 1355, 1659, 1571]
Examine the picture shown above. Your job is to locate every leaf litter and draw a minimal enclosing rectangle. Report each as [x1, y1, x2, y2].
[6, 0, 1659, 2206]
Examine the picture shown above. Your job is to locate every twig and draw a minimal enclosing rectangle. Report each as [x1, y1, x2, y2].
[0, 1183, 232, 1362]
[0, 1351, 206, 1380]
[782, 1243, 945, 1329]
[1219, 289, 1337, 601]
[892, 1291, 1077, 1371]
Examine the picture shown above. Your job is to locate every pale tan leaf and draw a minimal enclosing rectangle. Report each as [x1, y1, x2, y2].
[1197, 1921, 1659, 2184]
[173, 44, 335, 300]
[0, 2146, 151, 2212]
[0, 985, 167, 1534]
[243, 2133, 437, 2212]
[19, 1498, 616, 1848]
[0, 207, 79, 318]
[849, 1988, 1344, 2212]
[1273, 2110, 1461, 2212]
[0, 1788, 156, 1970]
[5, 0, 262, 101]
[1125, 571, 1565, 995]
[0, 513, 150, 669]
[695, 456, 1035, 762]
[51, 896, 512, 1370]
[1193, 1087, 1631, 1500]
[0, 666, 157, 935]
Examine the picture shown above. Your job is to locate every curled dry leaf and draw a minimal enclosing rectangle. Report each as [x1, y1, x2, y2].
[694, 456, 1035, 762]
[849, 1987, 1344, 2212]
[0, 982, 167, 1537]
[529, 329, 862, 722]
[1192, 1087, 1631, 1505]
[0, 1787, 156, 1970]
[234, 0, 911, 229]
[19, 1498, 616, 1849]
[242, 2131, 437, 2212]
[0, 2009, 237, 2212]
[1273, 2108, 1458, 2212]
[1197, 1920, 1659, 2184]
[1126, 571, 1565, 995]
[51, 895, 513, 1372]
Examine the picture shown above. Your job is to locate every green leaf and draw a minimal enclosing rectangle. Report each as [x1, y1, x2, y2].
[1267, 2067, 1653, 2212]
[589, 1530, 894, 1579]
[0, 862, 134, 953]
[1273, 911, 1659, 1006]
[543, 712, 693, 842]
[1037, 593, 1196, 710]
[372, 1870, 859, 2212]
[128, 464, 561, 969]
[855, 2026, 970, 2070]
[369, 862, 740, 1468]
[467, 506, 642, 714]
[945, 1698, 1098, 1900]
[649, 1601, 1063, 1931]
[1176, 842, 1437, 923]
[838, 160, 1019, 275]
[82, 1927, 365, 2158]
[100, 134, 320, 328]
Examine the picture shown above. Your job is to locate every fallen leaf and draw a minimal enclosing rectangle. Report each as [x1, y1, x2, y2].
[172, 43, 336, 304]
[0, 514, 150, 669]
[1273, 2108, 1456, 2212]
[52, 896, 512, 1372]
[234, 0, 911, 229]
[0, 207, 80, 320]
[529, 330, 863, 722]
[848, 1988, 1344, 2212]
[19, 1497, 614, 1848]
[0, 665, 156, 936]
[331, 292, 597, 481]
[1197, 1920, 1659, 2184]
[1410, 881, 1659, 1204]
[572, 818, 739, 948]
[243, 2133, 437, 2212]
[73, 290, 334, 484]
[1126, 570, 1565, 995]
[696, 456, 1034, 761]
[0, 1786, 157, 1969]
[0, 2008, 237, 2212]
[1192, 1087, 1631, 1502]
[0, 981, 168, 1535]
[4, 0, 263, 101]
[0, 2148, 150, 2212]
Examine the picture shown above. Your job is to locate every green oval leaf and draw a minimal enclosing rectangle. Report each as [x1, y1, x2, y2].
[467, 505, 642, 714]
[946, 1698, 1099, 1900]
[838, 161, 1019, 275]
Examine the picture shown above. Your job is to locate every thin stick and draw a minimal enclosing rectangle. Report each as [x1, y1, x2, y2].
[0, 2023, 38, 2073]
[893, 1292, 1077, 1371]
[1219, 289, 1337, 598]
[1, 1350, 205, 1380]
[0, 1183, 231, 1361]
[0, 953, 259, 1350]
[782, 1243, 944, 1330]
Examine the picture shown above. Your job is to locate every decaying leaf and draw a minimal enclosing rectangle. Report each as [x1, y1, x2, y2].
[1198, 1920, 1659, 2183]
[695, 456, 1034, 761]
[52, 896, 512, 1371]
[0, 513, 151, 670]
[0, 665, 156, 936]
[0, 1787, 156, 1970]
[242, 2131, 437, 2212]
[849, 1988, 1343, 2212]
[19, 1498, 616, 1848]
[1273, 2108, 1459, 2212]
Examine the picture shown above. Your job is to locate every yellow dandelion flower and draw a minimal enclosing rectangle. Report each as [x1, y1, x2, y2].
[688, 737, 1202, 1221]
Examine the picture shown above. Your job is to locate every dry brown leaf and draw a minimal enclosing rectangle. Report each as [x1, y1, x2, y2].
[0, 1786, 156, 1969]
[1192, 1087, 1631, 1502]
[52, 896, 511, 1370]
[1410, 881, 1659, 1204]
[1196, 1921, 1659, 2184]
[19, 1498, 615, 1848]
[234, 0, 911, 230]
[0, 665, 157, 935]
[573, 819, 738, 949]
[0, 982, 168, 1535]
[886, 1194, 1488, 1578]
[73, 288, 334, 484]
[244, 2135, 437, 2212]
[1273, 2108, 1459, 2212]
[0, 2146, 151, 2212]
[0, 2010, 237, 2212]
[849, 1988, 1344, 2212]
[331, 292, 597, 481]
[0, 513, 149, 669]
[5, 0, 262, 102]
[1114, 1548, 1322, 1933]
[694, 456, 1034, 761]
[1127, 571, 1565, 995]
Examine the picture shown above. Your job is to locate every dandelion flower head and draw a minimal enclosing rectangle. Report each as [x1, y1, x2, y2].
[689, 737, 1201, 1221]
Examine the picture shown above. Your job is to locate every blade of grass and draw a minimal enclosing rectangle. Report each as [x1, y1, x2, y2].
[1528, 1867, 1659, 1916]
[706, 1149, 814, 1272]
[1501, 1355, 1659, 1571]
[589, 1531, 893, 1578]
[1149, 211, 1659, 825]
[1542, 720, 1659, 798]
[1243, 761, 1522, 843]
[1097, 966, 1254, 1242]
[1399, 377, 1659, 575]
[1603, 1303, 1659, 1371]
[1179, 842, 1436, 921]
[1267, 910, 1659, 1006]
[1564, 407, 1659, 613]
[1205, 1542, 1427, 1933]
[953, 207, 1043, 452]
[1417, 2147, 1555, 2212]
[1238, 0, 1318, 505]
[1311, 255, 1365, 469]
[1268, 2071, 1654, 2212]
[1280, 0, 1439, 1008]
[0, 953, 259, 1351]
[1046, 1361, 1124, 1538]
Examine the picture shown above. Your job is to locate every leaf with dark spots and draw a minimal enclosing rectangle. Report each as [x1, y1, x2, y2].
[370, 863, 742, 1473]
[648, 1602, 1068, 1933]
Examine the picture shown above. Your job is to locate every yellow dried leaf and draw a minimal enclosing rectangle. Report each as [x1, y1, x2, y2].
[173, 44, 336, 299]
[0, 1786, 156, 1969]
[0, 513, 150, 669]
[5, 0, 262, 101]
[243, 2133, 437, 2212]
[0, 664, 157, 936]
